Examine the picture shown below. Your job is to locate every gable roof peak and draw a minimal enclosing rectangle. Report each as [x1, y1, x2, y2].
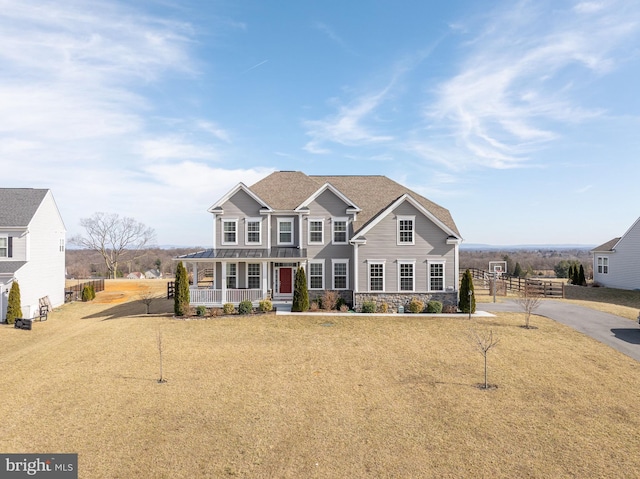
[0, 188, 50, 227]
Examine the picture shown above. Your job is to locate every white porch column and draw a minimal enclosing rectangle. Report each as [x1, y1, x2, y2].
[260, 261, 269, 299]
[193, 263, 198, 287]
[353, 243, 359, 293]
[221, 261, 227, 304]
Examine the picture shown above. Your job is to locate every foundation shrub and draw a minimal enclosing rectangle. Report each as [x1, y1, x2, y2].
[361, 301, 376, 313]
[238, 300, 253, 315]
[426, 300, 443, 314]
[442, 304, 458, 314]
[259, 300, 273, 312]
[222, 303, 235, 315]
[408, 298, 425, 314]
[321, 290, 339, 311]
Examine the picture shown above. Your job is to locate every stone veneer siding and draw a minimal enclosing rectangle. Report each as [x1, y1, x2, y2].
[354, 292, 458, 313]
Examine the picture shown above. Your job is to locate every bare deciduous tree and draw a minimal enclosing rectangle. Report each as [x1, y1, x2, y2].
[70, 212, 156, 279]
[157, 330, 166, 383]
[139, 287, 159, 314]
[468, 328, 500, 389]
[515, 284, 543, 329]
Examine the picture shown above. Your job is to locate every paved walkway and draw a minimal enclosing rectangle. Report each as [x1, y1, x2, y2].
[477, 300, 640, 362]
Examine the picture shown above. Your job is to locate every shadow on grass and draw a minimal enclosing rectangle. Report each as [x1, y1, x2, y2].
[82, 299, 174, 321]
[611, 328, 640, 345]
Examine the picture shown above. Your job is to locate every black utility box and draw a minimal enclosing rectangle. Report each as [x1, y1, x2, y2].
[14, 318, 32, 330]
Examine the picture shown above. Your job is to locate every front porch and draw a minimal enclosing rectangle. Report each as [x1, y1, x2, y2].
[175, 247, 307, 307]
[189, 287, 264, 306]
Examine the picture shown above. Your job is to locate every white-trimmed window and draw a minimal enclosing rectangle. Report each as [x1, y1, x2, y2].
[222, 219, 238, 245]
[226, 263, 237, 289]
[245, 218, 262, 245]
[398, 260, 415, 291]
[308, 260, 325, 290]
[308, 219, 324, 245]
[597, 257, 609, 274]
[368, 260, 385, 292]
[332, 259, 349, 290]
[277, 218, 294, 245]
[332, 218, 348, 244]
[397, 216, 415, 245]
[247, 263, 261, 289]
[428, 261, 445, 291]
[59, 238, 65, 252]
[0, 236, 7, 258]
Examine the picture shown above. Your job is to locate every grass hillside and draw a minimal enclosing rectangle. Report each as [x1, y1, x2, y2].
[2, 280, 640, 478]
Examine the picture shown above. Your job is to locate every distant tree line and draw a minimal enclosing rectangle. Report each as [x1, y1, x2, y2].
[66, 247, 200, 279]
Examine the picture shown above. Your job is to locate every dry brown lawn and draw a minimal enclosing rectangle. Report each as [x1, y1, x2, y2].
[2, 280, 640, 478]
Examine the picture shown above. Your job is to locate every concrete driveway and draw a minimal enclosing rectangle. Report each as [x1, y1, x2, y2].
[477, 300, 640, 362]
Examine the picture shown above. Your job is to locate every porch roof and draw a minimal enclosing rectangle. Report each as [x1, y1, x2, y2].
[176, 247, 308, 261]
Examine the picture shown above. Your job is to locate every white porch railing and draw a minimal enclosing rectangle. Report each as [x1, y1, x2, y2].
[189, 288, 264, 306]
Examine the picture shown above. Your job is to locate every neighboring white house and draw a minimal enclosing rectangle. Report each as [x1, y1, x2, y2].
[591, 216, 640, 290]
[0, 189, 66, 321]
[145, 269, 163, 279]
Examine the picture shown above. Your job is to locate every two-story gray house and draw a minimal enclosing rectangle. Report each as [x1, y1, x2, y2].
[177, 171, 462, 311]
[0, 188, 66, 321]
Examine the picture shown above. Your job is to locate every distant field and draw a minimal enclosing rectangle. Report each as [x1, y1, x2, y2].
[2, 280, 640, 478]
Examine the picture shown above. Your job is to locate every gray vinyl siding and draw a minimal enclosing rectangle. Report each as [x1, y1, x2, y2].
[270, 215, 299, 248]
[217, 190, 267, 249]
[0, 229, 26, 260]
[305, 190, 354, 289]
[596, 219, 640, 289]
[357, 201, 456, 293]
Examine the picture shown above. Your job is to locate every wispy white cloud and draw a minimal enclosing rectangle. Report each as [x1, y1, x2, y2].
[420, 0, 640, 170]
[137, 137, 221, 162]
[303, 86, 395, 154]
[242, 59, 268, 74]
[0, 0, 248, 244]
[314, 21, 355, 55]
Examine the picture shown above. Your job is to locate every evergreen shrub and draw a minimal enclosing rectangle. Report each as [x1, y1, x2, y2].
[238, 300, 253, 315]
[426, 300, 443, 314]
[361, 301, 376, 313]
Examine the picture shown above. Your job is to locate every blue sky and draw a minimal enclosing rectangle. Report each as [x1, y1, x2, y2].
[2, 0, 639, 247]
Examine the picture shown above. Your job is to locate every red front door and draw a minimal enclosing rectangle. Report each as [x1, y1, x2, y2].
[279, 268, 293, 294]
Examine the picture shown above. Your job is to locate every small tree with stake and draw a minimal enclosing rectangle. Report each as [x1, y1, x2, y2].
[516, 283, 542, 329]
[469, 328, 500, 389]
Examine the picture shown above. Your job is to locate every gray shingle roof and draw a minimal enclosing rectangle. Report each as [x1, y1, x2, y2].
[0, 188, 48, 227]
[0, 261, 27, 275]
[249, 172, 460, 237]
[591, 237, 620, 253]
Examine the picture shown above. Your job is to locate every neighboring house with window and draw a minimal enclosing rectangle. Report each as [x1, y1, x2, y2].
[176, 171, 462, 311]
[591, 216, 640, 290]
[0, 189, 66, 321]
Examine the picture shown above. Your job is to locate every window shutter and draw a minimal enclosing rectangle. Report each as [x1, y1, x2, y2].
[8, 237, 12, 258]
